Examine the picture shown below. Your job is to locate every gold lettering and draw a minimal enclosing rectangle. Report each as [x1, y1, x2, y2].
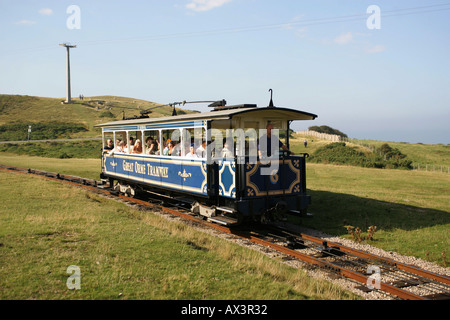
[122, 160, 134, 172]
[146, 164, 169, 178]
[135, 163, 146, 174]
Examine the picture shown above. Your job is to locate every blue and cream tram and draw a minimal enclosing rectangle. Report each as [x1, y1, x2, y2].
[96, 100, 317, 225]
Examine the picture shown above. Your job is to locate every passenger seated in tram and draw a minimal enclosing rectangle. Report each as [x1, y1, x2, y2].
[145, 137, 156, 155]
[163, 140, 171, 155]
[185, 143, 198, 158]
[132, 139, 143, 154]
[166, 141, 176, 156]
[222, 141, 233, 158]
[196, 141, 206, 158]
[103, 139, 114, 153]
[171, 142, 181, 156]
[116, 141, 126, 153]
[128, 137, 135, 153]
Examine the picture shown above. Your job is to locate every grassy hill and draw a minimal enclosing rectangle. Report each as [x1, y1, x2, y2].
[291, 132, 450, 171]
[0, 94, 195, 140]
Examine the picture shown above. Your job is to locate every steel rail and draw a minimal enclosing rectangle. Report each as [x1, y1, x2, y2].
[280, 229, 450, 286]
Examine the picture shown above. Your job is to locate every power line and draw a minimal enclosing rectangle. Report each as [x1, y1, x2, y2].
[1, 3, 449, 56]
[75, 3, 450, 47]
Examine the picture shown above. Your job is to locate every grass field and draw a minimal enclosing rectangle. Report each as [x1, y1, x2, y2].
[0, 153, 100, 180]
[1, 152, 448, 268]
[0, 170, 359, 300]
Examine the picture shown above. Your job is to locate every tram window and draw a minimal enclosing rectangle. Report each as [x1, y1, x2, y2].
[270, 120, 286, 135]
[128, 131, 143, 154]
[182, 127, 205, 158]
[143, 130, 160, 155]
[210, 120, 237, 159]
[103, 132, 114, 153]
[195, 127, 207, 159]
[162, 129, 181, 156]
[114, 131, 127, 153]
[243, 121, 259, 157]
[261, 120, 288, 153]
[209, 128, 226, 158]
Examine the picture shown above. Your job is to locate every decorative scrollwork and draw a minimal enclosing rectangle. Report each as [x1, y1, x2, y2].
[178, 169, 192, 181]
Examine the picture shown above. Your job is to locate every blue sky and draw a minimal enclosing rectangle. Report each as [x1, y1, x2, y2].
[1, 0, 449, 144]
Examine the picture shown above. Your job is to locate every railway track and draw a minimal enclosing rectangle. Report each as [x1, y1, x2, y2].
[2, 164, 449, 300]
[240, 226, 450, 300]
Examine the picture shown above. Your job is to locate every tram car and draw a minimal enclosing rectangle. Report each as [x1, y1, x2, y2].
[96, 96, 317, 225]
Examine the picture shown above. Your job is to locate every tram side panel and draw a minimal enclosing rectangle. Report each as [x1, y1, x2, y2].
[217, 159, 237, 199]
[180, 158, 208, 195]
[103, 153, 209, 197]
[236, 155, 310, 217]
[102, 153, 310, 219]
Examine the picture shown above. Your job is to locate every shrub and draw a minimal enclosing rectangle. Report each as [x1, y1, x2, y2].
[377, 143, 412, 169]
[99, 111, 115, 118]
[309, 142, 412, 170]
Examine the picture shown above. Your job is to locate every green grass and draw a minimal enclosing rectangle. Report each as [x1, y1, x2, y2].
[0, 171, 359, 300]
[0, 153, 101, 180]
[0, 140, 102, 159]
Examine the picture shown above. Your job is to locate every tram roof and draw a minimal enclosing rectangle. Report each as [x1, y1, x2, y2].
[95, 105, 317, 128]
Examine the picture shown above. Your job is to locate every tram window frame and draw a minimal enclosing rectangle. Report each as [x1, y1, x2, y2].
[127, 130, 143, 154]
[143, 130, 160, 156]
[261, 119, 288, 155]
[162, 128, 181, 157]
[209, 128, 227, 159]
[114, 131, 127, 153]
[103, 132, 114, 152]
[182, 127, 205, 158]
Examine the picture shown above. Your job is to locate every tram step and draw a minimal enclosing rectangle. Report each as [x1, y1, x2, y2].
[208, 215, 239, 226]
[215, 206, 236, 214]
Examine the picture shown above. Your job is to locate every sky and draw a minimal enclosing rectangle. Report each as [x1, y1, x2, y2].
[0, 0, 449, 144]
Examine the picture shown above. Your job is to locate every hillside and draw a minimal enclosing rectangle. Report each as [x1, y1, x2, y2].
[290, 132, 450, 170]
[0, 94, 195, 140]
